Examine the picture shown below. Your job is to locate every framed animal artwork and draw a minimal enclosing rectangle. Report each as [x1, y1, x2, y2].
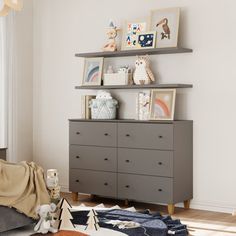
[149, 7, 180, 48]
[122, 18, 148, 50]
[82, 57, 104, 86]
[149, 89, 176, 120]
[136, 31, 156, 49]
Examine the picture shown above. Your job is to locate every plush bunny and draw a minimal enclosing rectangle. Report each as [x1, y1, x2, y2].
[34, 203, 58, 234]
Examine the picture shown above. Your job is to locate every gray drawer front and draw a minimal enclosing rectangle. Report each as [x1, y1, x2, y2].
[118, 123, 173, 150]
[70, 145, 117, 172]
[118, 174, 173, 203]
[118, 148, 173, 177]
[70, 169, 117, 197]
[70, 122, 117, 147]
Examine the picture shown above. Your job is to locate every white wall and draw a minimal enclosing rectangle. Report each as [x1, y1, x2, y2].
[33, 0, 236, 213]
[7, 0, 33, 162]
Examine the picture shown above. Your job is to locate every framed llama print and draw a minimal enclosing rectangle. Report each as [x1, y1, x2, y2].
[149, 7, 180, 48]
[150, 89, 176, 120]
[82, 57, 103, 86]
[122, 18, 148, 50]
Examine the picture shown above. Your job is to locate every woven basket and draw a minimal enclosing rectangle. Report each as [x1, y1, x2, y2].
[90, 98, 118, 120]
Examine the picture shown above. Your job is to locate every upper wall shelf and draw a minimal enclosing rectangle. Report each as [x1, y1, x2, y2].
[75, 84, 192, 90]
[75, 47, 193, 58]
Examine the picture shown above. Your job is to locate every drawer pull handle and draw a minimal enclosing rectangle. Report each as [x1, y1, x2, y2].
[158, 162, 162, 165]
[126, 134, 130, 137]
[104, 183, 108, 186]
[158, 189, 162, 192]
[76, 156, 80, 159]
[125, 160, 130, 163]
[104, 158, 108, 161]
[125, 185, 130, 188]
[76, 180, 80, 183]
[158, 135, 163, 139]
[104, 133, 109, 136]
[76, 132, 80, 135]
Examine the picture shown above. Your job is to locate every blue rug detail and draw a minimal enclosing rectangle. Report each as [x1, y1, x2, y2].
[72, 209, 188, 236]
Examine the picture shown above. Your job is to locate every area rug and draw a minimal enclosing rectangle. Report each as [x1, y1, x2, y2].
[71, 204, 188, 236]
[32, 230, 88, 236]
[3, 204, 188, 236]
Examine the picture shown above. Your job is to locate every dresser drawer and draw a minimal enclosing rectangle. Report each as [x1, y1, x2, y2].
[70, 145, 117, 172]
[69, 122, 117, 147]
[70, 169, 117, 197]
[118, 123, 173, 150]
[118, 148, 173, 177]
[118, 174, 173, 203]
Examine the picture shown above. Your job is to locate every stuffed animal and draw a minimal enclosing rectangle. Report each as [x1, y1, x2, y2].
[34, 203, 58, 234]
[96, 90, 112, 99]
[133, 56, 155, 85]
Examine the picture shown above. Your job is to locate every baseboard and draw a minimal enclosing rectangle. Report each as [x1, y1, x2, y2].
[60, 184, 69, 193]
[179, 200, 236, 214]
[60, 184, 235, 214]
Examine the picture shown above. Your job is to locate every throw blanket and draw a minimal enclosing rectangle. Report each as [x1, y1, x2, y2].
[0, 160, 50, 219]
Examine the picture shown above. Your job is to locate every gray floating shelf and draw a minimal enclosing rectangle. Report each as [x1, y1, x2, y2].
[75, 47, 193, 58]
[75, 84, 193, 90]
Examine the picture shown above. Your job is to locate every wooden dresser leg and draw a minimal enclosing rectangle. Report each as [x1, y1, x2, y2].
[72, 192, 78, 201]
[167, 204, 175, 215]
[184, 200, 190, 209]
[124, 199, 129, 206]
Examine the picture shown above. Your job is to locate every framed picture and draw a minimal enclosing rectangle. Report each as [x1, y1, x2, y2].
[82, 57, 104, 86]
[122, 18, 148, 50]
[149, 7, 180, 48]
[136, 31, 156, 49]
[150, 89, 176, 120]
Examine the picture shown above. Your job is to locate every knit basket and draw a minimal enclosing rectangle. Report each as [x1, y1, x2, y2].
[90, 98, 118, 120]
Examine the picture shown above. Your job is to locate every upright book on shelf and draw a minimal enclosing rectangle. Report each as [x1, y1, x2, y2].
[81, 95, 96, 119]
[136, 91, 151, 120]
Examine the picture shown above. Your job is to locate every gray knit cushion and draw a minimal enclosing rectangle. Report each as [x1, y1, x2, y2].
[0, 206, 34, 232]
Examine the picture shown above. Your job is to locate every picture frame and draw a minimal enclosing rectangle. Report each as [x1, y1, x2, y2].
[149, 89, 176, 120]
[149, 7, 180, 48]
[82, 57, 104, 86]
[121, 18, 148, 50]
[136, 31, 156, 49]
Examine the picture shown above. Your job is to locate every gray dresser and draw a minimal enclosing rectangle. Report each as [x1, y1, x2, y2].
[69, 119, 193, 214]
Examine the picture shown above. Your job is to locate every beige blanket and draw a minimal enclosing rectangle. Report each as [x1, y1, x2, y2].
[0, 160, 50, 219]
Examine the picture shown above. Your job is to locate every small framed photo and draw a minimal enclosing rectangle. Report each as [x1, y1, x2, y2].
[136, 31, 156, 49]
[150, 89, 176, 120]
[122, 18, 148, 50]
[82, 57, 104, 86]
[149, 7, 180, 48]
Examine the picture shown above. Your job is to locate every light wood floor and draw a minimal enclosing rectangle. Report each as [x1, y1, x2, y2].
[62, 193, 236, 236]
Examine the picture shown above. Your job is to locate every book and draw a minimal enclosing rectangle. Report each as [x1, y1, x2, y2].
[136, 91, 151, 120]
[81, 95, 96, 119]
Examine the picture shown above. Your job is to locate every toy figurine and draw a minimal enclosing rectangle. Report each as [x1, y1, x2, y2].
[103, 20, 120, 52]
[34, 203, 58, 234]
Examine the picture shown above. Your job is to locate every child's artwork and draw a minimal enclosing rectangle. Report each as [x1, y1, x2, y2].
[122, 19, 147, 50]
[137, 31, 156, 49]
